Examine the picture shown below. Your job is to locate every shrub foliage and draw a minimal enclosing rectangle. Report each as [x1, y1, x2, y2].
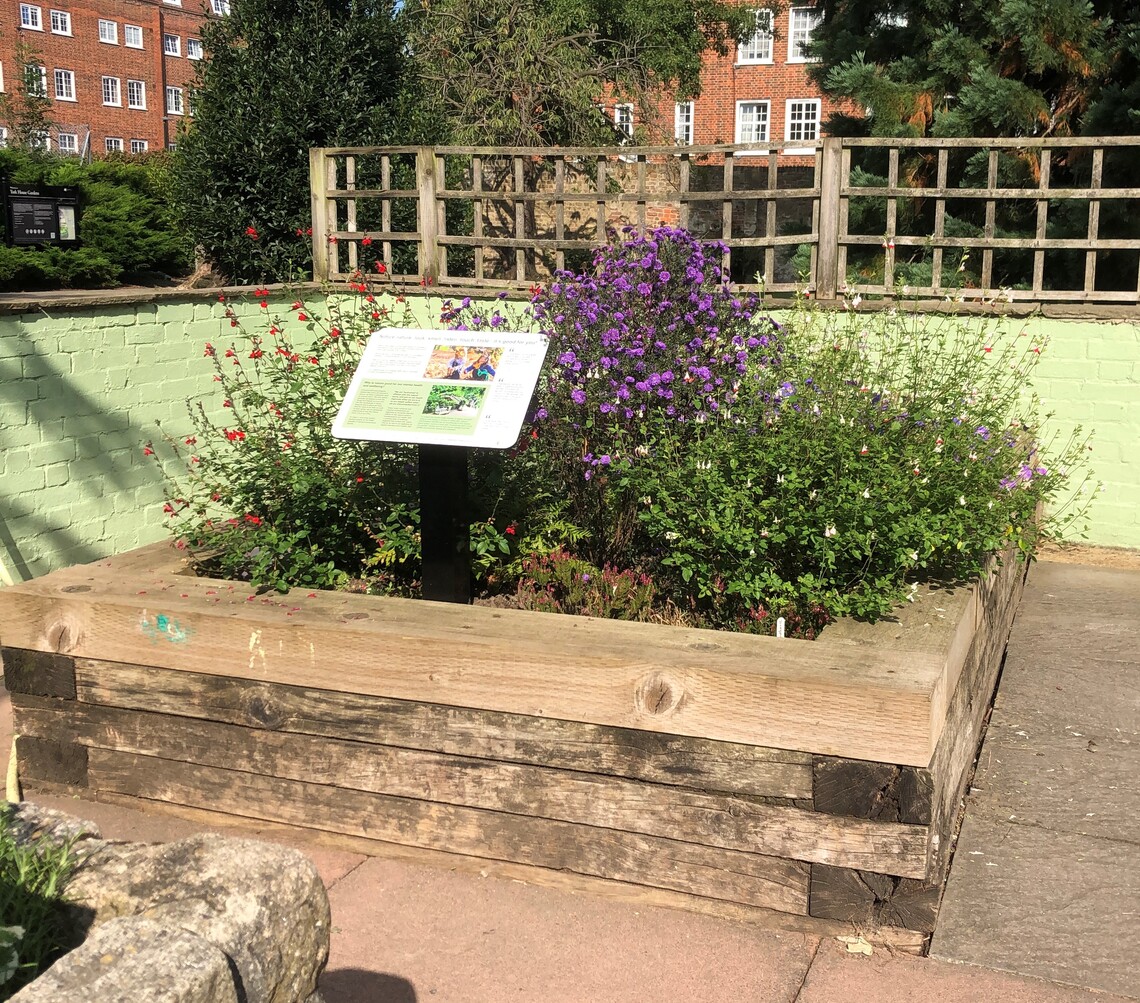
[153, 228, 1092, 635]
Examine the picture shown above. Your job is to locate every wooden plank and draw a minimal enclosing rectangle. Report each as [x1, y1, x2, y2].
[816, 138, 843, 299]
[16, 735, 87, 787]
[1, 648, 76, 698]
[932, 149, 948, 291]
[554, 156, 565, 272]
[1033, 149, 1051, 296]
[1085, 147, 1103, 294]
[925, 556, 1028, 881]
[89, 749, 811, 913]
[884, 147, 899, 288]
[514, 156, 526, 281]
[813, 757, 932, 825]
[981, 149, 998, 289]
[22, 700, 927, 875]
[38, 786, 925, 951]
[722, 151, 734, 276]
[308, 148, 330, 281]
[70, 662, 813, 798]
[0, 565, 941, 766]
[810, 865, 939, 933]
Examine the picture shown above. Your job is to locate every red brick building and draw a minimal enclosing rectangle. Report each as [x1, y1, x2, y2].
[2, 0, 225, 155]
[607, 4, 837, 153]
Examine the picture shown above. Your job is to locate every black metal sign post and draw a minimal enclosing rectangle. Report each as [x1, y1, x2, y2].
[418, 444, 472, 604]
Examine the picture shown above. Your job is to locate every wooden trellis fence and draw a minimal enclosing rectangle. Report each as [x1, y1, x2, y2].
[309, 137, 1140, 305]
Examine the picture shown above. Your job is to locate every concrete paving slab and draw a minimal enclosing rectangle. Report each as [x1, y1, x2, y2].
[933, 799, 1140, 997]
[23, 789, 367, 890]
[322, 855, 819, 1003]
[801, 937, 1136, 1003]
[969, 731, 1139, 843]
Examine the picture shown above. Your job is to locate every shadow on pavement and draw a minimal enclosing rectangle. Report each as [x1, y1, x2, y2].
[320, 969, 417, 1003]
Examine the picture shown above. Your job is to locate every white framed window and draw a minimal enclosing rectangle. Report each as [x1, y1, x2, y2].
[124, 24, 143, 48]
[98, 19, 118, 44]
[54, 68, 76, 101]
[784, 98, 821, 152]
[614, 103, 633, 140]
[102, 75, 121, 106]
[127, 79, 146, 109]
[26, 64, 48, 98]
[738, 9, 773, 63]
[57, 132, 78, 153]
[788, 7, 822, 62]
[187, 37, 203, 59]
[210, 0, 230, 13]
[0, 63, 4, 92]
[167, 141, 177, 151]
[19, 4, 43, 30]
[735, 100, 770, 151]
[674, 101, 694, 145]
[165, 85, 184, 114]
[163, 0, 182, 5]
[105, 137, 123, 153]
[0, 127, 7, 147]
[130, 138, 148, 154]
[163, 33, 180, 56]
[49, 9, 71, 34]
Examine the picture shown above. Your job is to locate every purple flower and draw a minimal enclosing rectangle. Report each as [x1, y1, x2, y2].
[570, 389, 587, 405]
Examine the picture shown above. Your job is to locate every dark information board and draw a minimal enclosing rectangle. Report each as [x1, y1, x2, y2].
[2, 181, 80, 246]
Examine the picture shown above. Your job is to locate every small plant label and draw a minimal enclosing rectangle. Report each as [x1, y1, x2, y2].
[333, 327, 549, 448]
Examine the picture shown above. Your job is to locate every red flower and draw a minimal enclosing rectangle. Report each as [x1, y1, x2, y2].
[371, 311, 380, 320]
[223, 399, 232, 408]
[246, 226, 259, 240]
[259, 300, 268, 309]
[184, 437, 197, 445]
[254, 287, 268, 297]
[308, 356, 319, 365]
[190, 456, 199, 464]
[163, 502, 174, 514]
[244, 513, 262, 525]
[361, 237, 373, 246]
[374, 262, 386, 274]
[143, 445, 155, 456]
[328, 235, 338, 244]
[505, 524, 517, 536]
[225, 348, 235, 358]
[297, 312, 308, 321]
[204, 343, 216, 357]
[249, 349, 263, 359]
[355, 475, 364, 483]
[291, 301, 302, 310]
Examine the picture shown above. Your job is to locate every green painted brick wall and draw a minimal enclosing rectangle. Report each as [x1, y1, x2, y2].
[0, 292, 1137, 583]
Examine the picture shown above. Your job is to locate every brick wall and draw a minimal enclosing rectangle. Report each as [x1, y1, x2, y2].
[2, 0, 213, 154]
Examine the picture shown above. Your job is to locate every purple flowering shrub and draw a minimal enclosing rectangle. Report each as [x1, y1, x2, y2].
[520, 226, 783, 568]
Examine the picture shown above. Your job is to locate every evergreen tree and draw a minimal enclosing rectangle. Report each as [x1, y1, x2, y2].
[172, 0, 427, 283]
[808, 1, 1134, 138]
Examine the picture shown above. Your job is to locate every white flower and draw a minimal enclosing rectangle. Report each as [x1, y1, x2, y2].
[906, 582, 920, 602]
[824, 525, 837, 538]
[776, 474, 785, 485]
[862, 488, 870, 499]
[635, 444, 649, 457]
[959, 495, 966, 506]
[748, 548, 756, 558]
[809, 489, 818, 501]
[909, 550, 919, 562]
[664, 531, 679, 541]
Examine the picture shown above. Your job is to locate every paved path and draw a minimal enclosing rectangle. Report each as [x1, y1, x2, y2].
[933, 562, 1140, 997]
[3, 558, 1138, 1001]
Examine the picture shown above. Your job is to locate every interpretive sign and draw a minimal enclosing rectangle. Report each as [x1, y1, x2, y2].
[333, 327, 549, 449]
[2, 182, 80, 246]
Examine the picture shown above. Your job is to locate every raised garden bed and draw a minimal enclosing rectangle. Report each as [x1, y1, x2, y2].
[0, 541, 1028, 950]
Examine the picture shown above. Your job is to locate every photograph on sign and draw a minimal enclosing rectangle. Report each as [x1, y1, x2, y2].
[332, 328, 548, 449]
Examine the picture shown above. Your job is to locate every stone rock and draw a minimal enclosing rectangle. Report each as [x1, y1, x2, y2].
[64, 832, 330, 1003]
[2, 802, 102, 849]
[9, 916, 239, 1003]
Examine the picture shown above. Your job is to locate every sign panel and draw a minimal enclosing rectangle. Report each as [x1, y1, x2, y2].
[333, 328, 549, 449]
[3, 182, 80, 246]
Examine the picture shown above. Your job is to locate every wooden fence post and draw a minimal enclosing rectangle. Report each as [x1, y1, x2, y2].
[815, 138, 843, 301]
[416, 146, 441, 283]
[309, 147, 331, 282]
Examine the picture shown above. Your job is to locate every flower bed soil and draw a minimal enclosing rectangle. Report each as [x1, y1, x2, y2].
[0, 541, 1028, 949]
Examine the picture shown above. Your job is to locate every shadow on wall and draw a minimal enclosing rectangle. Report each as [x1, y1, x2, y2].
[0, 331, 164, 580]
[319, 969, 418, 1003]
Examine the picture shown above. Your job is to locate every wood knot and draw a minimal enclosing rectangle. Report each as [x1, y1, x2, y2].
[342, 612, 370, 621]
[46, 619, 80, 653]
[634, 671, 684, 718]
[61, 584, 91, 594]
[243, 690, 284, 729]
